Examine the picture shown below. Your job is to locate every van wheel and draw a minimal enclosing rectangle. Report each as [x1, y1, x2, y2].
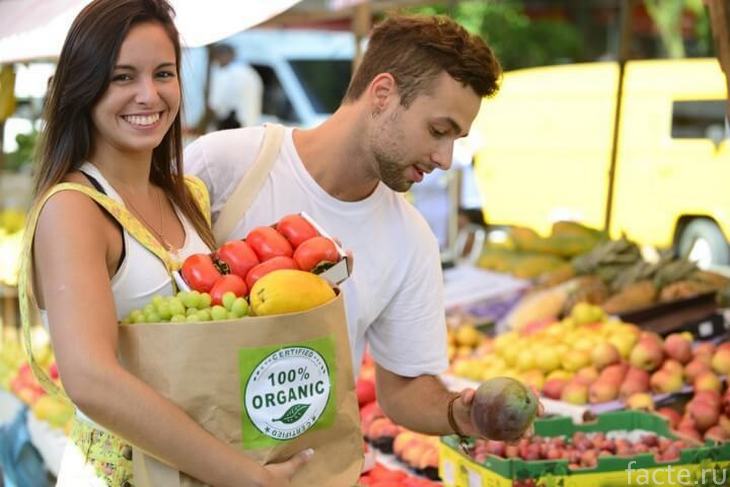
[677, 219, 730, 268]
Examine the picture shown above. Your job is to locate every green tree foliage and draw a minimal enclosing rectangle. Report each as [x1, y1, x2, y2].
[407, 0, 584, 70]
[5, 131, 38, 172]
[644, 0, 711, 58]
[645, 0, 686, 58]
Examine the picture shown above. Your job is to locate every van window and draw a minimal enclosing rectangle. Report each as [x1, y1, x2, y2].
[671, 100, 726, 139]
[251, 64, 298, 124]
[289, 60, 351, 114]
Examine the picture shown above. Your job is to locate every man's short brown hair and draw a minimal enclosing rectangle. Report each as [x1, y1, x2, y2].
[343, 15, 502, 107]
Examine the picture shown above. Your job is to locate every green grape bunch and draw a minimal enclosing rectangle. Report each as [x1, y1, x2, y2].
[122, 291, 249, 325]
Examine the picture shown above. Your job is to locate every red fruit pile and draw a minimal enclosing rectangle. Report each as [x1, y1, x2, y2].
[180, 214, 340, 305]
[358, 463, 440, 487]
[469, 431, 691, 468]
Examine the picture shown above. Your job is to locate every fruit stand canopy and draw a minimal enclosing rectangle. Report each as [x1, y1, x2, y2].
[0, 0, 304, 64]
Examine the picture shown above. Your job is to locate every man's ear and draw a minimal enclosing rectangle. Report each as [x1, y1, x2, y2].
[368, 73, 398, 113]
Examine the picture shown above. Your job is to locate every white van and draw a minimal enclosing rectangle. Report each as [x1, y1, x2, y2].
[181, 29, 356, 129]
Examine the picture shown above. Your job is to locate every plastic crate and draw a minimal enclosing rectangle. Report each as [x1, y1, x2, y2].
[439, 410, 730, 486]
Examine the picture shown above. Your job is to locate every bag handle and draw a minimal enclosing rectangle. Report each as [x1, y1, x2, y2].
[213, 124, 285, 244]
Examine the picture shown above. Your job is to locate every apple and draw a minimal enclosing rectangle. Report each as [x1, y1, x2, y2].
[694, 371, 722, 393]
[664, 333, 693, 364]
[629, 339, 664, 372]
[542, 378, 568, 400]
[591, 342, 621, 370]
[599, 362, 629, 384]
[711, 348, 730, 375]
[561, 381, 589, 405]
[619, 367, 650, 398]
[574, 366, 600, 385]
[686, 400, 719, 432]
[649, 369, 684, 394]
[356, 378, 376, 407]
[589, 379, 619, 403]
[684, 358, 711, 383]
[656, 407, 681, 429]
[625, 392, 654, 411]
[704, 425, 728, 442]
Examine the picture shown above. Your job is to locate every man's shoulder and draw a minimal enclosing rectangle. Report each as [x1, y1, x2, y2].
[184, 127, 268, 182]
[191, 126, 266, 149]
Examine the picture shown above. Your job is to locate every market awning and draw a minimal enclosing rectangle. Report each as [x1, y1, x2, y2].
[0, 0, 303, 64]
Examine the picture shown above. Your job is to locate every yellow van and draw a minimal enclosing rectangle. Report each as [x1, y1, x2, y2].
[472, 58, 729, 266]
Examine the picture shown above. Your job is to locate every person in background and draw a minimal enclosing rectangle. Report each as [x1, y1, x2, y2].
[185, 15, 505, 439]
[208, 43, 263, 130]
[704, 0, 730, 136]
[24, 0, 310, 485]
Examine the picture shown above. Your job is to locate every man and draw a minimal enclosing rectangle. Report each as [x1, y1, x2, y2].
[185, 15, 501, 438]
[208, 43, 263, 130]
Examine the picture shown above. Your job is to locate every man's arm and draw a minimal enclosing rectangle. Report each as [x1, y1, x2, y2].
[375, 364, 477, 437]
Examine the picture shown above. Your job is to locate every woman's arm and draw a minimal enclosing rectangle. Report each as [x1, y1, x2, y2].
[34, 191, 307, 487]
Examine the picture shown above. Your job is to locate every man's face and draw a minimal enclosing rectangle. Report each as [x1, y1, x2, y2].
[213, 49, 233, 67]
[368, 72, 482, 192]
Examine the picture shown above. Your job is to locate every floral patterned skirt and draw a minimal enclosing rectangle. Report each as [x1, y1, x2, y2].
[56, 418, 134, 487]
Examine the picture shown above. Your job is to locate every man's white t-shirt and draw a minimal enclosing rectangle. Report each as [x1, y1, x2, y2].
[184, 126, 448, 377]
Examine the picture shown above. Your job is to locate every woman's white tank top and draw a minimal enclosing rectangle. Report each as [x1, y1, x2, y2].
[40, 162, 211, 323]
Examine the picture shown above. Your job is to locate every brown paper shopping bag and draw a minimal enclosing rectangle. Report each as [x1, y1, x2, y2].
[117, 291, 363, 487]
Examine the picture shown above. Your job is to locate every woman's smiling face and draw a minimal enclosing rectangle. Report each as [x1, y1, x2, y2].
[90, 21, 180, 158]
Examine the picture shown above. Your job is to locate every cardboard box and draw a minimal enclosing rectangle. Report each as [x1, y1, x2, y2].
[439, 411, 730, 487]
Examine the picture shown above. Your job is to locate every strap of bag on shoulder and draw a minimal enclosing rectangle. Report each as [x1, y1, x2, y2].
[213, 123, 286, 244]
[19, 177, 207, 398]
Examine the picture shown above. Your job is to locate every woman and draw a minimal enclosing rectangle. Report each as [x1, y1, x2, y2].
[23, 0, 311, 485]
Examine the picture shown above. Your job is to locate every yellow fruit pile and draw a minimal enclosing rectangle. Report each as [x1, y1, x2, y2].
[450, 303, 640, 389]
[446, 324, 488, 361]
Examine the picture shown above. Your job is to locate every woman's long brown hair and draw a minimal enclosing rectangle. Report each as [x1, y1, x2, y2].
[34, 0, 216, 250]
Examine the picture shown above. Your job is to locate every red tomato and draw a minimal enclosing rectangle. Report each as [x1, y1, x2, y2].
[276, 214, 318, 248]
[181, 253, 222, 292]
[245, 256, 298, 290]
[293, 236, 339, 272]
[209, 274, 248, 305]
[216, 240, 260, 279]
[246, 226, 293, 261]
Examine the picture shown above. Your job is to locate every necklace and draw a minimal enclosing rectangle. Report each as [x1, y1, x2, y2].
[116, 185, 176, 253]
